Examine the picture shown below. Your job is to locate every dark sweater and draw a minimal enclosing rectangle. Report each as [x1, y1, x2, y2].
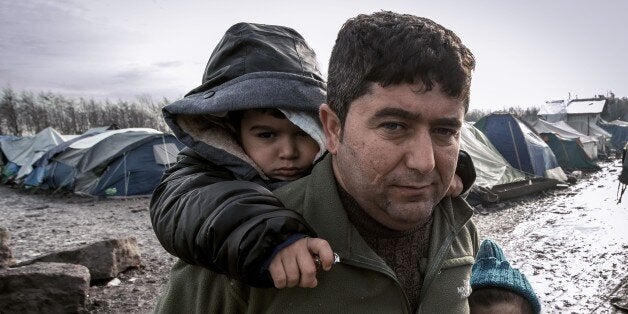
[338, 188, 432, 312]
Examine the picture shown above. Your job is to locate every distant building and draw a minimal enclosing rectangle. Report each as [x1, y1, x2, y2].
[539, 97, 611, 155]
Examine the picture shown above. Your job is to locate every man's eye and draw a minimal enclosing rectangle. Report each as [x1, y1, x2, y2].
[257, 132, 275, 139]
[380, 122, 404, 131]
[433, 128, 458, 137]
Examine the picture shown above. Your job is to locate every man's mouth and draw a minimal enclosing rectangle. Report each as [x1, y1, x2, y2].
[391, 184, 431, 196]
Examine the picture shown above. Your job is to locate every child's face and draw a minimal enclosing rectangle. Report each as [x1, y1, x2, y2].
[240, 110, 319, 181]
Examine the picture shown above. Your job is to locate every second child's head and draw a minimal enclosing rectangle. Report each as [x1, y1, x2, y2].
[230, 108, 320, 181]
[470, 239, 541, 314]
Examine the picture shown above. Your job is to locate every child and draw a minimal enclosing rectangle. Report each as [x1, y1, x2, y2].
[469, 239, 541, 314]
[150, 22, 476, 289]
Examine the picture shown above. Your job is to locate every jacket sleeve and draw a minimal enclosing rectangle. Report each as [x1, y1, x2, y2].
[456, 150, 477, 195]
[149, 148, 317, 287]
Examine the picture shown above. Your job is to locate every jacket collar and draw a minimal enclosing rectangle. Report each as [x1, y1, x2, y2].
[299, 154, 474, 263]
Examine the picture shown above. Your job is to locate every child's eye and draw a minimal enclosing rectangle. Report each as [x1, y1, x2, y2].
[256, 132, 276, 139]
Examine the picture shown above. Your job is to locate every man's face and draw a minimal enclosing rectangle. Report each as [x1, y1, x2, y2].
[240, 110, 319, 181]
[320, 83, 464, 231]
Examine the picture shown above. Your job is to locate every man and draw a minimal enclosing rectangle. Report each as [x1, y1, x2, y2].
[155, 11, 478, 313]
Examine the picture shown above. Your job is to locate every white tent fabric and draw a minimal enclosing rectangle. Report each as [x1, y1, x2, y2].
[69, 128, 161, 149]
[460, 122, 527, 188]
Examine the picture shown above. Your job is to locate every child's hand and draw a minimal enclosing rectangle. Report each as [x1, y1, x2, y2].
[268, 237, 334, 289]
[446, 174, 464, 197]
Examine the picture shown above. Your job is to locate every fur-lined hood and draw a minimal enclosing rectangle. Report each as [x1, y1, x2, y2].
[163, 22, 327, 181]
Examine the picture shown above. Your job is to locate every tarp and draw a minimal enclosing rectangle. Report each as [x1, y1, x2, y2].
[530, 119, 598, 160]
[474, 113, 567, 181]
[538, 100, 567, 122]
[45, 129, 183, 197]
[23, 126, 117, 187]
[566, 119, 612, 152]
[460, 122, 527, 188]
[0, 127, 67, 179]
[598, 119, 628, 150]
[0, 135, 20, 166]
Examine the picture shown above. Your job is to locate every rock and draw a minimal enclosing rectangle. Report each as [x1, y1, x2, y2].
[0, 227, 15, 268]
[0, 262, 90, 313]
[21, 237, 141, 281]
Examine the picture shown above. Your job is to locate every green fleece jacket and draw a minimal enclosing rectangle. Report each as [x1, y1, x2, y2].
[154, 155, 479, 313]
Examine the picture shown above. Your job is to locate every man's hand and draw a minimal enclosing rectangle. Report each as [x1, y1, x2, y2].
[268, 237, 334, 289]
[446, 174, 464, 197]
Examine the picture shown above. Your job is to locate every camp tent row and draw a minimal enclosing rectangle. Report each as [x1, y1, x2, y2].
[2, 112, 616, 202]
[474, 113, 568, 181]
[528, 119, 600, 171]
[459, 114, 579, 204]
[0, 127, 183, 197]
[538, 97, 628, 155]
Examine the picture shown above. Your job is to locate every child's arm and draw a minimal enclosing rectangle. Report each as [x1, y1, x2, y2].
[149, 148, 317, 287]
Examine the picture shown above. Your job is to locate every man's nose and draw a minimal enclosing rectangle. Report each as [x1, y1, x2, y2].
[405, 131, 435, 173]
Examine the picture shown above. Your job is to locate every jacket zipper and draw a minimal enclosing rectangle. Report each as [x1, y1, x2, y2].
[337, 257, 412, 313]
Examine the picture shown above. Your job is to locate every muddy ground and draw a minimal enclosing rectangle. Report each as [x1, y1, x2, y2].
[1, 159, 627, 313]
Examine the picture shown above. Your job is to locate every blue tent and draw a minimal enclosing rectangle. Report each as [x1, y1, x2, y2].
[598, 119, 628, 150]
[45, 129, 184, 197]
[474, 113, 566, 181]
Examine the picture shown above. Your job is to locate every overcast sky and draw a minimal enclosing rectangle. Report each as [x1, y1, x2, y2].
[1, 0, 627, 111]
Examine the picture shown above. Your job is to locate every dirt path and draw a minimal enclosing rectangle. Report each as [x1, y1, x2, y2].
[1, 159, 627, 313]
[474, 160, 628, 313]
[0, 186, 174, 313]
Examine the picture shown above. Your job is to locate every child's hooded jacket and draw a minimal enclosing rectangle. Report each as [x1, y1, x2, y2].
[149, 22, 326, 287]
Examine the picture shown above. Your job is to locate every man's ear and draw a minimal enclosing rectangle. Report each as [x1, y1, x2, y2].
[319, 104, 341, 155]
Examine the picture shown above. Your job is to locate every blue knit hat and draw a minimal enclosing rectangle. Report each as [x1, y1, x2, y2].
[471, 239, 541, 314]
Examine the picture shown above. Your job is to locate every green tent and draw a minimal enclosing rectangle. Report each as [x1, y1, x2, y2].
[539, 132, 600, 171]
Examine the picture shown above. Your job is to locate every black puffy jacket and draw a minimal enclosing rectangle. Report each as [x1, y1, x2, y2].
[150, 23, 326, 288]
[150, 148, 317, 287]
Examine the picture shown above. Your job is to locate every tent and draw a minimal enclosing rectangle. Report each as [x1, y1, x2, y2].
[0, 127, 67, 181]
[0, 135, 20, 166]
[23, 125, 118, 188]
[460, 122, 527, 188]
[45, 129, 183, 197]
[566, 119, 612, 154]
[598, 119, 628, 150]
[474, 113, 567, 181]
[530, 119, 597, 161]
[538, 133, 599, 171]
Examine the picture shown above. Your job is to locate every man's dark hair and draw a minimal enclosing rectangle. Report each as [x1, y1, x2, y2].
[327, 11, 476, 125]
[469, 287, 534, 314]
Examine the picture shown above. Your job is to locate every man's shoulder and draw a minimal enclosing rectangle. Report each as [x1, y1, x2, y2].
[274, 173, 311, 210]
[275, 154, 336, 204]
